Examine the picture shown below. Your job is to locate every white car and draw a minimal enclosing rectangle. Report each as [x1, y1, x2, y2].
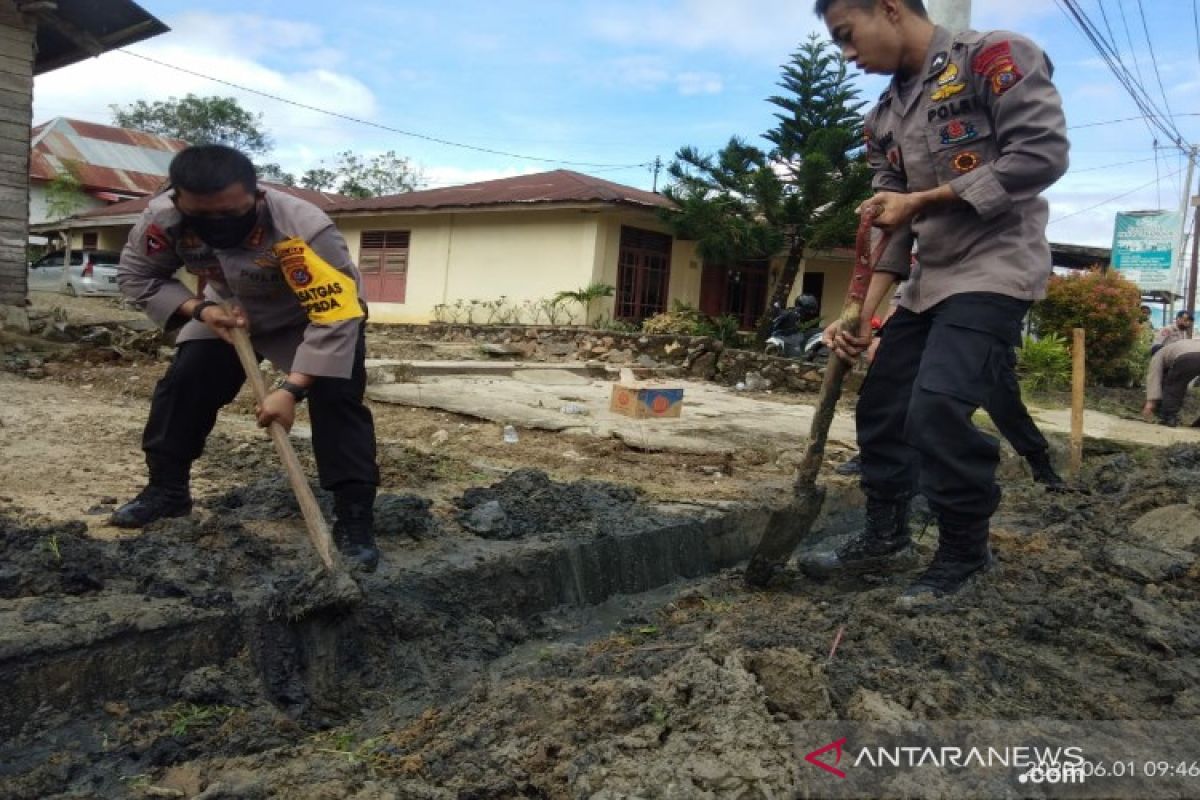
[27, 250, 123, 297]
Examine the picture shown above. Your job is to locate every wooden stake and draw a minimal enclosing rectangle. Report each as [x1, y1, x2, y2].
[1070, 328, 1086, 476]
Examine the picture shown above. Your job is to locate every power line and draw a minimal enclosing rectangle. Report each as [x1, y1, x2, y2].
[1194, 0, 1200, 74]
[1135, 0, 1179, 130]
[1070, 112, 1200, 130]
[1070, 155, 1159, 172]
[1049, 165, 1187, 225]
[1055, 0, 1188, 150]
[116, 49, 652, 171]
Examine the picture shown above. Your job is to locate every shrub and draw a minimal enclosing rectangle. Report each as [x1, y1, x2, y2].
[1016, 333, 1071, 393]
[641, 302, 708, 336]
[1029, 268, 1142, 386]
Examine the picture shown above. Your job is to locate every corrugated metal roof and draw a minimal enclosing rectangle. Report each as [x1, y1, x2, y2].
[30, 118, 188, 196]
[29, 0, 169, 75]
[73, 183, 347, 220]
[329, 169, 677, 214]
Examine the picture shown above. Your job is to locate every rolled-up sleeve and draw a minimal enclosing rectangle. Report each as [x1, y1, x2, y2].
[289, 224, 365, 379]
[949, 33, 1069, 221]
[865, 111, 916, 278]
[118, 210, 193, 331]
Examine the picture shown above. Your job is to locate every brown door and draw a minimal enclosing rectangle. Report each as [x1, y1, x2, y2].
[699, 260, 768, 329]
[699, 264, 727, 317]
[616, 226, 672, 322]
[359, 230, 410, 303]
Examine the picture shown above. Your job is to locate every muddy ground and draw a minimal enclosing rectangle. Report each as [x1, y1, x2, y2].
[3, 294, 1200, 800]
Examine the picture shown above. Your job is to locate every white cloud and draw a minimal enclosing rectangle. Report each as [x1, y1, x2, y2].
[587, 0, 822, 58]
[677, 72, 724, 95]
[32, 11, 379, 174]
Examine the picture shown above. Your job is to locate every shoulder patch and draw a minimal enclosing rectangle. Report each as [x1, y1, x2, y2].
[145, 224, 171, 257]
[972, 40, 1024, 96]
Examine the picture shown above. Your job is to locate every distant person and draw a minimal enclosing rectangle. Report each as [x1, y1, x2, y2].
[1139, 305, 1152, 326]
[1150, 310, 1193, 356]
[1142, 339, 1200, 428]
[111, 144, 381, 571]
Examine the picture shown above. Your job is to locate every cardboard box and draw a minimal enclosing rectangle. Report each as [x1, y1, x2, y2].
[609, 384, 684, 419]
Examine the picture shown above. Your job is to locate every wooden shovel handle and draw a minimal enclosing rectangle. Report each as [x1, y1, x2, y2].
[223, 313, 339, 572]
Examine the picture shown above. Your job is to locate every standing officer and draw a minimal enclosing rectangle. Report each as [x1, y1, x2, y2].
[1151, 310, 1193, 356]
[111, 144, 381, 572]
[811, 0, 1069, 604]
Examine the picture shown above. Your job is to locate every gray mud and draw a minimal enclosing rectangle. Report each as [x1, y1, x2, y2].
[4, 446, 1200, 799]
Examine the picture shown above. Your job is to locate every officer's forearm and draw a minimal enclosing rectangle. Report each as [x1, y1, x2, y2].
[912, 183, 964, 214]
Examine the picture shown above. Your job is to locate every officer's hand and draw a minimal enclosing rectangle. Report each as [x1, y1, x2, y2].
[196, 304, 249, 346]
[256, 390, 296, 432]
[822, 318, 872, 363]
[858, 192, 920, 231]
[1141, 401, 1157, 421]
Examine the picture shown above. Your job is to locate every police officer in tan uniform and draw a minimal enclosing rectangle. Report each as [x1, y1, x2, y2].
[112, 145, 381, 571]
[810, 0, 1069, 604]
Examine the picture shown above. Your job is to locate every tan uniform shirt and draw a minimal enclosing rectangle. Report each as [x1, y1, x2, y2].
[864, 26, 1069, 313]
[1146, 339, 1200, 402]
[1152, 324, 1191, 350]
[118, 188, 364, 379]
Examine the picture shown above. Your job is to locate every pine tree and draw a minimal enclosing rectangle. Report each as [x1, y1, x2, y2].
[662, 33, 872, 335]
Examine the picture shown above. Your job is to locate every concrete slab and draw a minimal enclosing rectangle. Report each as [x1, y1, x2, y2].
[368, 375, 857, 456]
[366, 359, 605, 379]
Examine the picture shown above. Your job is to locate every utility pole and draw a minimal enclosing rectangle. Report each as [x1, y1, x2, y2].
[1174, 146, 1197, 312]
[651, 156, 663, 193]
[1187, 175, 1200, 313]
[928, 0, 972, 33]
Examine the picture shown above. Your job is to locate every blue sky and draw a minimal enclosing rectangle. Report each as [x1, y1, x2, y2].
[31, 0, 1200, 249]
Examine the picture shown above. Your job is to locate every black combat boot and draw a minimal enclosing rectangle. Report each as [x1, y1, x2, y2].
[801, 494, 916, 577]
[333, 483, 379, 573]
[897, 515, 993, 608]
[110, 456, 192, 528]
[1025, 450, 1065, 489]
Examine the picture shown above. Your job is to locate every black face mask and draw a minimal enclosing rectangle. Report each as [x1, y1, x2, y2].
[182, 205, 259, 249]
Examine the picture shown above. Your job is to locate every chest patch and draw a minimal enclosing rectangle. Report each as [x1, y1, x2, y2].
[928, 97, 979, 122]
[940, 120, 978, 145]
[930, 63, 967, 102]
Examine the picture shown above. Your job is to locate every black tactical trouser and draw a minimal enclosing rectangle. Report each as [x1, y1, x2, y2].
[984, 348, 1049, 457]
[1159, 352, 1200, 422]
[141, 324, 379, 492]
[857, 293, 1030, 522]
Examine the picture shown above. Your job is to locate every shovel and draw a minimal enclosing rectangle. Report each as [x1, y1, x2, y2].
[223, 309, 342, 574]
[744, 217, 891, 588]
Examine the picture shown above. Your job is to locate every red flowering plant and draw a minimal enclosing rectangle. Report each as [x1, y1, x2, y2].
[1029, 267, 1143, 385]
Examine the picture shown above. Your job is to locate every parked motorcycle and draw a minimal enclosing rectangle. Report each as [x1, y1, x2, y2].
[764, 295, 829, 364]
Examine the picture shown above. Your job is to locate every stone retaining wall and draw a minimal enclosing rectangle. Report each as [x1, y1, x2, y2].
[370, 323, 834, 394]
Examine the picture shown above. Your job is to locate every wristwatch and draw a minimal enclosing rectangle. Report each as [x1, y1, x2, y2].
[273, 378, 309, 403]
[191, 300, 219, 322]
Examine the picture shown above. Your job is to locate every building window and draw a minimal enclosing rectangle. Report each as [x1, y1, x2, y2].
[81, 232, 98, 250]
[359, 230, 410, 303]
[616, 226, 672, 322]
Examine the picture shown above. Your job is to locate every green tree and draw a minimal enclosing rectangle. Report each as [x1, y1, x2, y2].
[299, 151, 424, 198]
[255, 162, 296, 186]
[110, 94, 271, 155]
[44, 161, 89, 221]
[662, 34, 872, 335]
[300, 167, 339, 192]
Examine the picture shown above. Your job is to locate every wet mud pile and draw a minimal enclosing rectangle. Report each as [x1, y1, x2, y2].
[4, 444, 1200, 799]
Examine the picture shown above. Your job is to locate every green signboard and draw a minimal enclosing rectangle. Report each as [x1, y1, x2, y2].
[1111, 211, 1181, 293]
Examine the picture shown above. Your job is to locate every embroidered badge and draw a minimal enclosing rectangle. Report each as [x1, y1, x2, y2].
[145, 224, 170, 256]
[289, 266, 313, 287]
[972, 41, 1024, 96]
[246, 225, 266, 249]
[940, 120, 978, 145]
[930, 63, 967, 102]
[951, 152, 982, 174]
[929, 51, 949, 75]
[887, 148, 903, 169]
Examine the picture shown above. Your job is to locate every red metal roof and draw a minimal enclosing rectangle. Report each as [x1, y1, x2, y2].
[328, 169, 676, 214]
[75, 183, 346, 219]
[30, 118, 189, 196]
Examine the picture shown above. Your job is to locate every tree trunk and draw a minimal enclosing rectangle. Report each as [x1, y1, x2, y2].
[755, 241, 806, 341]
